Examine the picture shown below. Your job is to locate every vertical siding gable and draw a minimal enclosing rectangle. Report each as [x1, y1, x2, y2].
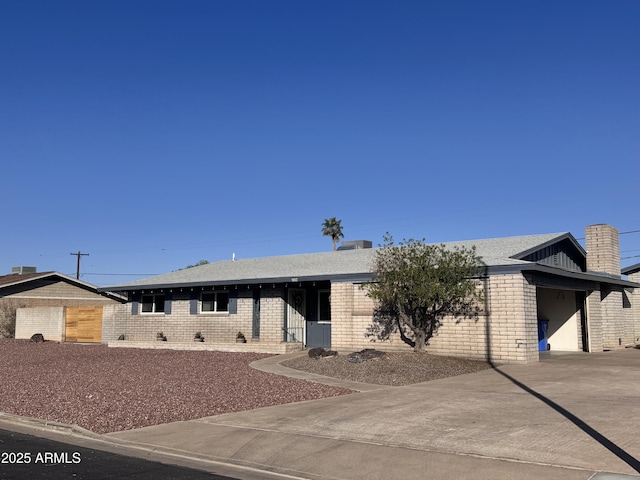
[521, 239, 586, 272]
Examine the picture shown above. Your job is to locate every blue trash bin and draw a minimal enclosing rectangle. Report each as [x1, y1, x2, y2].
[538, 319, 549, 351]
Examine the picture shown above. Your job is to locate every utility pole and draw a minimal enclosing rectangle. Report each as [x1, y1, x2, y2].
[70, 251, 89, 279]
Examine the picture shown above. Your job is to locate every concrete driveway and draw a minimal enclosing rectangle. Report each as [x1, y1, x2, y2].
[109, 349, 640, 479]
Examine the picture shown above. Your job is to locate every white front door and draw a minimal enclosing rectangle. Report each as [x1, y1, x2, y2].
[287, 289, 306, 344]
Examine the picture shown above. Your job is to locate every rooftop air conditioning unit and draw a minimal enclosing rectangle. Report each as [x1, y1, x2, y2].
[337, 240, 373, 251]
[12, 266, 37, 275]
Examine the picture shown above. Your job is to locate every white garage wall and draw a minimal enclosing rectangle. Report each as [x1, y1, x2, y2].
[537, 288, 580, 351]
[15, 307, 65, 341]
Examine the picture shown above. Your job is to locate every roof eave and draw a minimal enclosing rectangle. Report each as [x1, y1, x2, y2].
[99, 272, 376, 292]
[622, 262, 640, 276]
[522, 264, 640, 288]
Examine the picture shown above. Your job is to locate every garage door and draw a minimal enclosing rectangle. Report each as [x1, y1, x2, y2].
[65, 306, 103, 343]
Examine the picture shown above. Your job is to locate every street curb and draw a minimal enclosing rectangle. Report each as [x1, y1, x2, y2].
[0, 412, 314, 480]
[0, 412, 104, 441]
[3, 411, 640, 480]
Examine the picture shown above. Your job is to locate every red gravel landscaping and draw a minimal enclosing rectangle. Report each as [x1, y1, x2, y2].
[0, 340, 352, 434]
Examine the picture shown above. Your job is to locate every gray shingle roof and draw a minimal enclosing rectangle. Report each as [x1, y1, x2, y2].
[622, 263, 640, 276]
[103, 232, 570, 291]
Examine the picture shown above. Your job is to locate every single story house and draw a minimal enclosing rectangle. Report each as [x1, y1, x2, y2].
[99, 224, 638, 364]
[0, 268, 126, 342]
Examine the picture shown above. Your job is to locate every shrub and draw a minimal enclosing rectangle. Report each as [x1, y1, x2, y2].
[0, 300, 23, 339]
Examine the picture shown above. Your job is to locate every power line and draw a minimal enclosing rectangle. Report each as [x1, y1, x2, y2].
[575, 228, 640, 241]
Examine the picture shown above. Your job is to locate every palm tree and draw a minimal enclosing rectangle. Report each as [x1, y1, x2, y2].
[321, 217, 344, 251]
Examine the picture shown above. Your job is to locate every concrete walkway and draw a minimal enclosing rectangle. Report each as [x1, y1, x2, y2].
[3, 349, 640, 479]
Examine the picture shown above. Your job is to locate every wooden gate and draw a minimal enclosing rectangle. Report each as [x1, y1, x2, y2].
[65, 306, 103, 343]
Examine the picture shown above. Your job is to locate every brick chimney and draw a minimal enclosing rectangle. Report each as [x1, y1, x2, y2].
[585, 224, 621, 276]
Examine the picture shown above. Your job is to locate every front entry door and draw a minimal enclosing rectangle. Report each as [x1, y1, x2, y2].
[287, 289, 306, 344]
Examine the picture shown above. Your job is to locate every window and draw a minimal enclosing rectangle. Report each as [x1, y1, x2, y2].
[201, 292, 229, 313]
[141, 294, 165, 313]
[318, 290, 331, 322]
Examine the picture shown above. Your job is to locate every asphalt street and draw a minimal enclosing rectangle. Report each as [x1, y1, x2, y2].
[0, 428, 235, 480]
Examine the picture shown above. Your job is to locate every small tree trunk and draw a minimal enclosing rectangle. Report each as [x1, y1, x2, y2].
[413, 330, 426, 352]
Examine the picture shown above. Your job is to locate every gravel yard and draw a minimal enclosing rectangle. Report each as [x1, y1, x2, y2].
[0, 340, 493, 435]
[0, 340, 352, 434]
[282, 350, 493, 386]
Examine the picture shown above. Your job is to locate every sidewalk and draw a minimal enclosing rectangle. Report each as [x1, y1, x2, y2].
[4, 349, 640, 479]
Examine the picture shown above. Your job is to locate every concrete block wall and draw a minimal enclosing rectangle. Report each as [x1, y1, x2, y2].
[236, 289, 254, 338]
[583, 224, 633, 350]
[331, 282, 412, 353]
[330, 282, 356, 351]
[331, 275, 538, 364]
[623, 290, 635, 345]
[255, 288, 285, 343]
[102, 303, 132, 342]
[576, 301, 584, 351]
[111, 289, 285, 346]
[424, 314, 489, 360]
[483, 274, 539, 363]
[15, 306, 64, 341]
[629, 271, 640, 344]
[587, 290, 604, 352]
[600, 288, 629, 349]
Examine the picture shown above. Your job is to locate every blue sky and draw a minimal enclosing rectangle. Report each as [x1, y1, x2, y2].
[1, 0, 639, 286]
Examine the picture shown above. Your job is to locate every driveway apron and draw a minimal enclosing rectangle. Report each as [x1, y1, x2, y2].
[109, 349, 640, 478]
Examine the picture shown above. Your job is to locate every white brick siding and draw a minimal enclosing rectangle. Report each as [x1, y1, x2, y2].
[15, 307, 65, 341]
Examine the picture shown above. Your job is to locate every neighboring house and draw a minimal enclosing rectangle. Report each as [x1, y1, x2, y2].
[100, 224, 638, 364]
[622, 262, 640, 345]
[0, 269, 125, 342]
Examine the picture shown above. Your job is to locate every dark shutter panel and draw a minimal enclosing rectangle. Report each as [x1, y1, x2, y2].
[228, 290, 238, 315]
[131, 292, 139, 315]
[164, 293, 172, 315]
[190, 291, 199, 315]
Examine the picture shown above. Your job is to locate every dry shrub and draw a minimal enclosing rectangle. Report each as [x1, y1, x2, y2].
[0, 300, 23, 338]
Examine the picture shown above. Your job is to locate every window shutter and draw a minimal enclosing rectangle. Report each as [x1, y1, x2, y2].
[190, 291, 198, 315]
[228, 290, 238, 315]
[131, 292, 139, 315]
[164, 294, 172, 315]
